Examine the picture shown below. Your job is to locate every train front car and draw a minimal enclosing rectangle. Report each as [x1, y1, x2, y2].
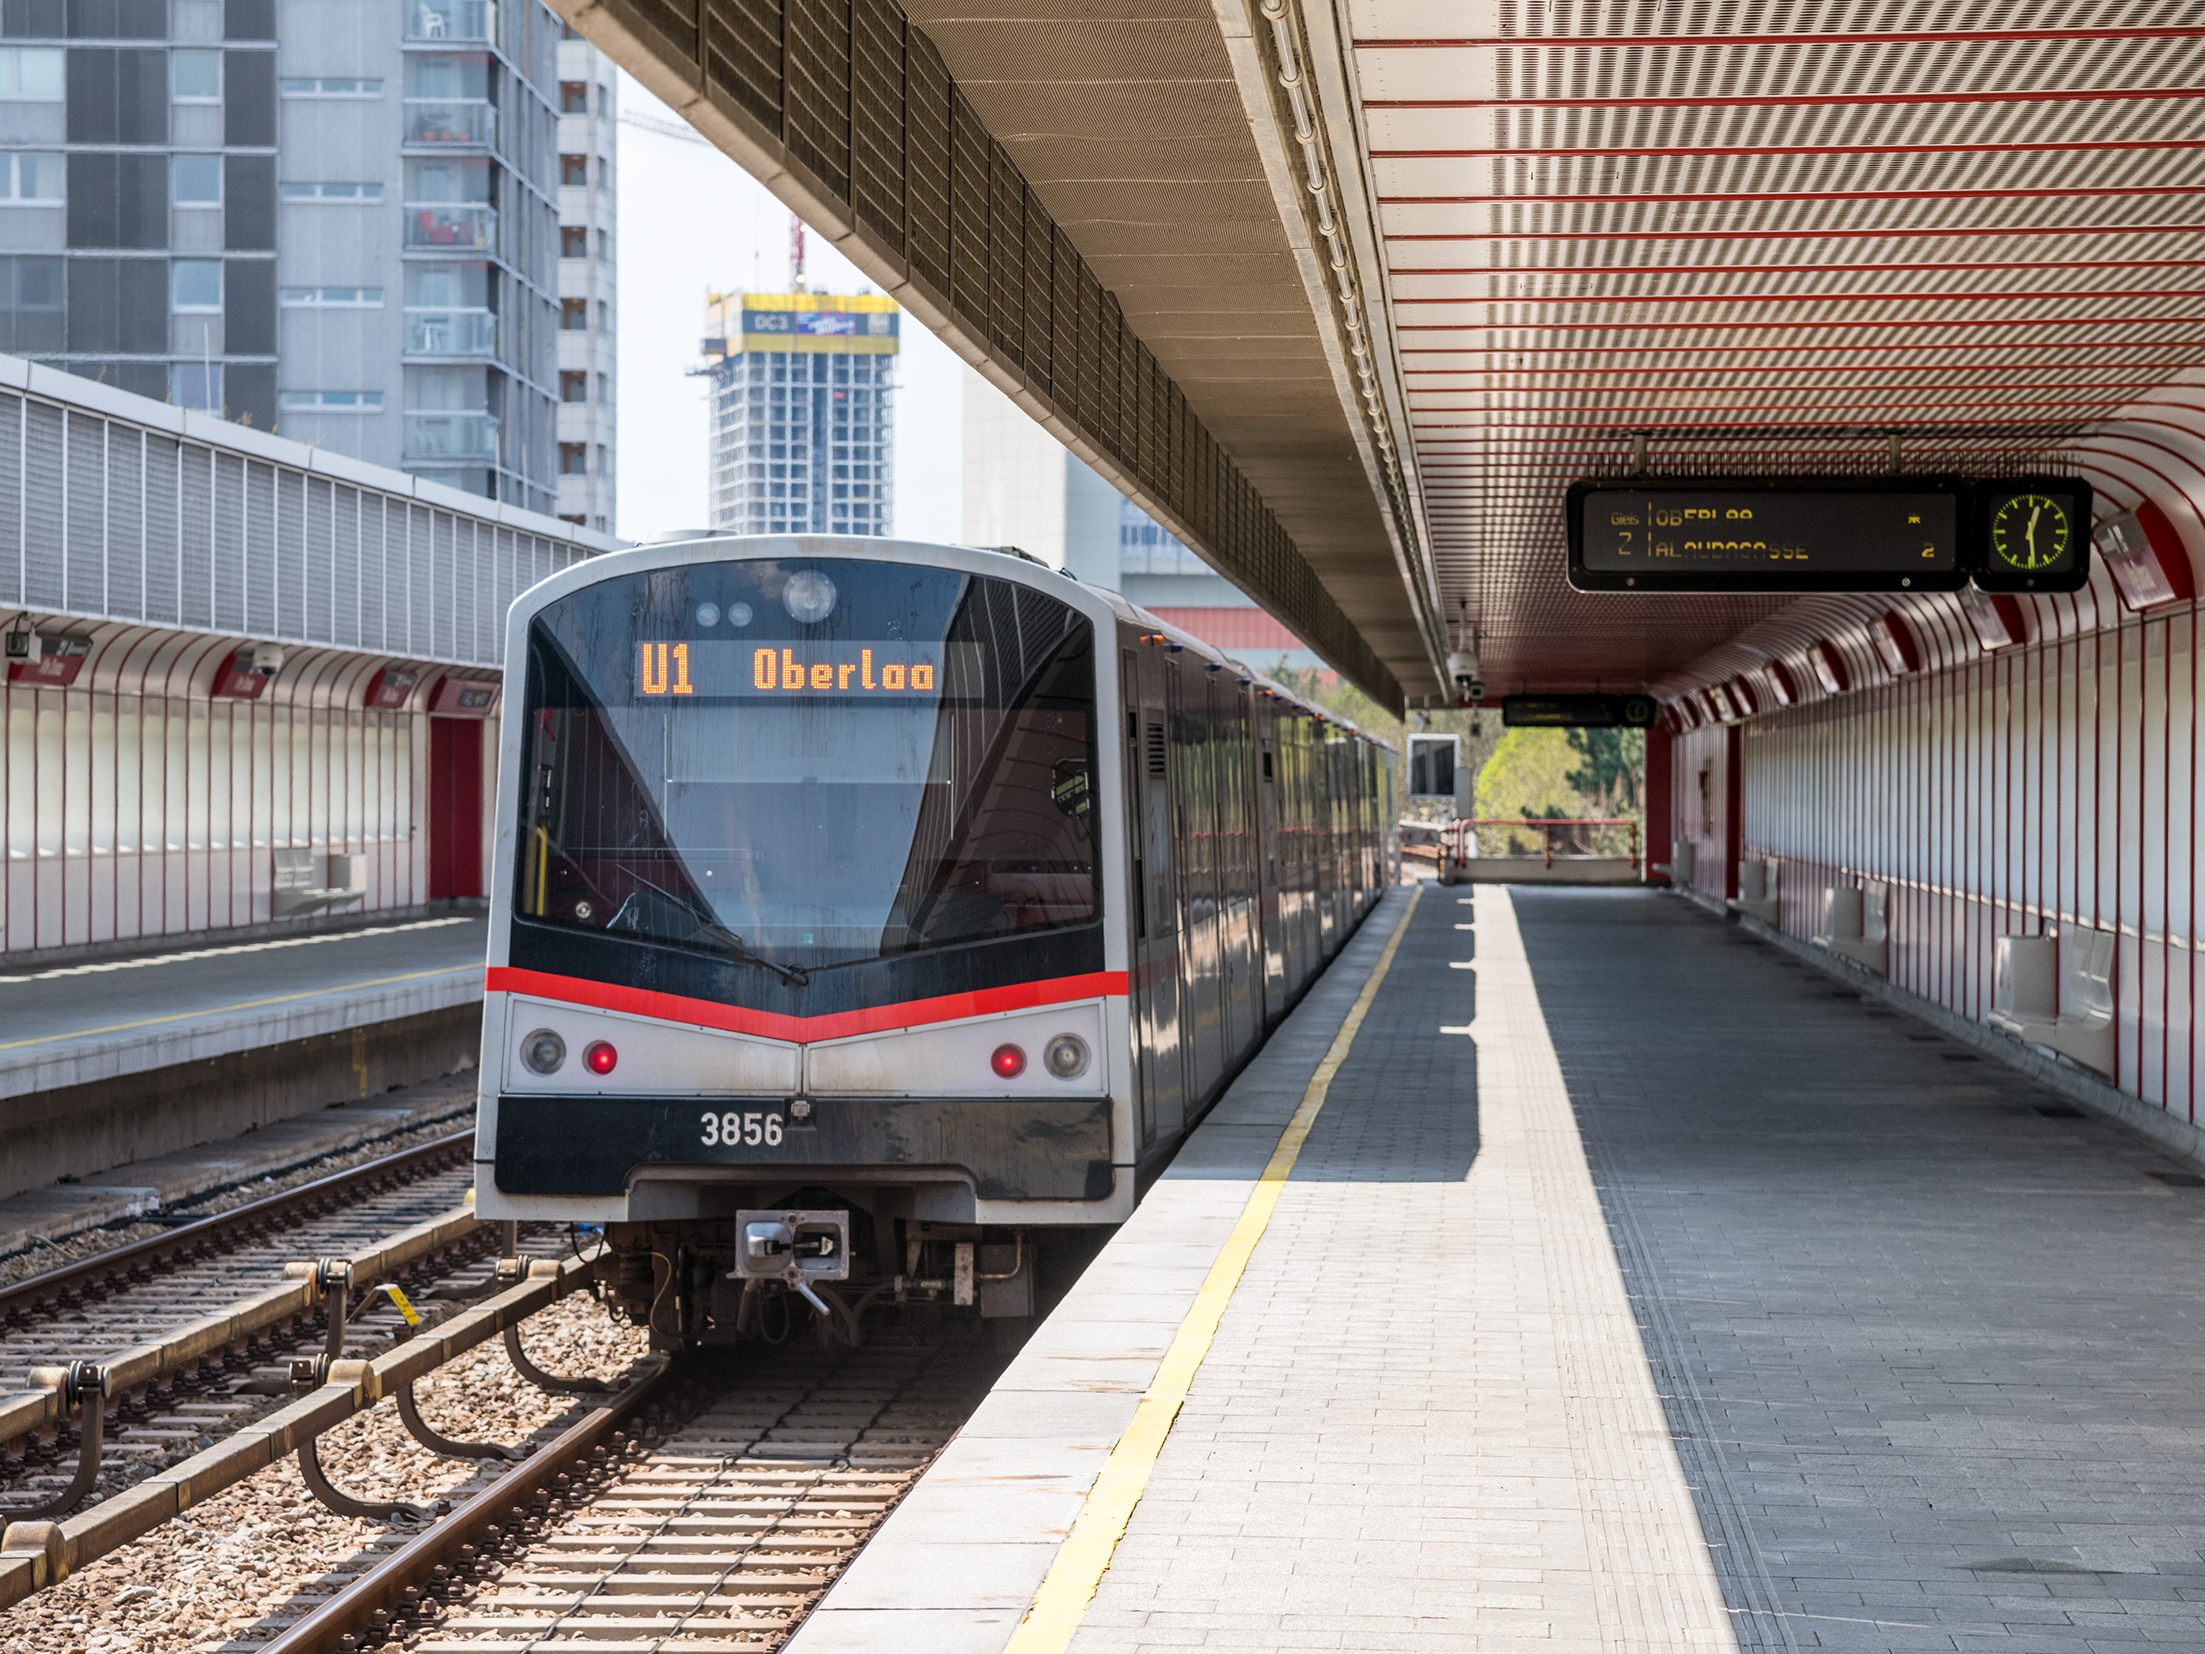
[477, 538, 1125, 1344]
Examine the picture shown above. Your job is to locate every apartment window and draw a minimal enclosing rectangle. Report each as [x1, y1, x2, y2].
[172, 154, 222, 207]
[560, 297, 587, 331]
[279, 390, 385, 411]
[172, 362, 222, 410]
[560, 80, 588, 113]
[597, 371, 610, 403]
[559, 370, 586, 403]
[170, 259, 222, 312]
[0, 48, 63, 102]
[560, 225, 587, 259]
[559, 441, 587, 475]
[172, 50, 223, 102]
[280, 182, 384, 202]
[280, 77, 384, 97]
[560, 154, 587, 186]
[280, 285, 384, 307]
[0, 153, 62, 204]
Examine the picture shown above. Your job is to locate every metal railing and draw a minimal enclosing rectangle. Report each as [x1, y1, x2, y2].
[404, 411, 501, 462]
[404, 308, 498, 356]
[404, 202, 494, 250]
[404, 100, 495, 147]
[1445, 817, 1642, 872]
[407, 0, 495, 42]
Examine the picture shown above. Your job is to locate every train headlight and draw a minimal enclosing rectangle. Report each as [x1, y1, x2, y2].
[521, 1029, 566, 1075]
[990, 1042, 1027, 1080]
[1043, 1034, 1090, 1080]
[783, 569, 837, 624]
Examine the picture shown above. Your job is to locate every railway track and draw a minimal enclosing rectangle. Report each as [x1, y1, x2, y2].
[0, 1129, 506, 1513]
[264, 1333, 1006, 1653]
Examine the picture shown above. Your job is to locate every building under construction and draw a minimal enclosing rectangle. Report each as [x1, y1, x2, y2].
[697, 290, 899, 536]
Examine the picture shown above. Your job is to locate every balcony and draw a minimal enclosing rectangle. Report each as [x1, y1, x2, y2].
[407, 0, 495, 43]
[404, 309, 498, 357]
[404, 411, 501, 463]
[405, 203, 495, 250]
[405, 100, 495, 149]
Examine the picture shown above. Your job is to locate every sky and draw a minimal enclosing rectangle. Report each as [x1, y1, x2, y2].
[612, 72, 969, 546]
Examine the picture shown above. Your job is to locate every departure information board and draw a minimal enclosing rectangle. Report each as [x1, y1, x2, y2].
[1502, 693, 1658, 730]
[1568, 478, 1970, 593]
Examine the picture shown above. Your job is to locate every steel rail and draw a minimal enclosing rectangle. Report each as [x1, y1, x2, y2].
[0, 1250, 602, 1609]
[0, 1203, 483, 1449]
[259, 1359, 671, 1654]
[0, 1127, 471, 1318]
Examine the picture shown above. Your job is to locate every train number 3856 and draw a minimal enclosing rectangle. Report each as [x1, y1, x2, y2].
[700, 1110, 785, 1148]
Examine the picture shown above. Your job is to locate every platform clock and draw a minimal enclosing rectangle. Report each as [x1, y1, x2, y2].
[1972, 478, 2091, 593]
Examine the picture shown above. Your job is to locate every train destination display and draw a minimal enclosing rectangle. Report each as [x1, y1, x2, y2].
[1568, 479, 1969, 593]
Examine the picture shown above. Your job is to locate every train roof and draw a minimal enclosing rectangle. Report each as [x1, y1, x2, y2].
[540, 533, 1391, 751]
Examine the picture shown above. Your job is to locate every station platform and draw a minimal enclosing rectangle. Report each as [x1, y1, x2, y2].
[793, 882, 2205, 1654]
[0, 916, 486, 1197]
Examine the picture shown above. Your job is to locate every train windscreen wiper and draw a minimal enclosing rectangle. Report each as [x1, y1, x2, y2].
[612, 864, 811, 987]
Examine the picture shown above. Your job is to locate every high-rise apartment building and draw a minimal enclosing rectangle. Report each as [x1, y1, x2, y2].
[0, 0, 613, 520]
[700, 290, 896, 535]
[553, 18, 613, 531]
[962, 372, 1322, 670]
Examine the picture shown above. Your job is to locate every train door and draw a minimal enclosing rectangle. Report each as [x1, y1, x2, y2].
[1172, 668, 1223, 1106]
[1315, 731, 1339, 952]
[1126, 645, 1186, 1149]
[1255, 693, 1287, 1022]
[1224, 680, 1262, 1056]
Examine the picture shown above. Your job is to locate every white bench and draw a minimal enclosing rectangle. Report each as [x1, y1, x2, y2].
[1988, 927, 2115, 1076]
[1813, 883, 1889, 975]
[272, 847, 365, 918]
[1730, 856, 1779, 924]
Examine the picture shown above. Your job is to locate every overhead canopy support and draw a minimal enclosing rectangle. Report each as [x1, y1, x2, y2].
[560, 0, 1432, 707]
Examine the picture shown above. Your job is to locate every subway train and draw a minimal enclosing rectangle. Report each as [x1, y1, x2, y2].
[474, 535, 1395, 1343]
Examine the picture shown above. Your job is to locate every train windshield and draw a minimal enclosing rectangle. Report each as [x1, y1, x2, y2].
[515, 558, 1098, 976]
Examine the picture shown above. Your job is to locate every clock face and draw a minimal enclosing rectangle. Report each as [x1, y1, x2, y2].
[1989, 492, 2072, 572]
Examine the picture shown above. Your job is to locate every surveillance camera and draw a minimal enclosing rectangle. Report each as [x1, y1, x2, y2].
[1456, 678, 1484, 706]
[248, 644, 286, 677]
[1446, 648, 1481, 686]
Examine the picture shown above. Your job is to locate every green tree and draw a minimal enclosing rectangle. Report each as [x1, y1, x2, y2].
[1564, 727, 1644, 817]
[1474, 728, 1595, 852]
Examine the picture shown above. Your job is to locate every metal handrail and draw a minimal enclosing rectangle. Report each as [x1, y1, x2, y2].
[1445, 817, 1641, 873]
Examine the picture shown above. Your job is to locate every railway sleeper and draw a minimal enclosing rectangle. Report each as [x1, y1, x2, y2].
[0, 1252, 601, 1608]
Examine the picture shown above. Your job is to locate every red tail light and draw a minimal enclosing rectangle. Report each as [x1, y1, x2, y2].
[584, 1040, 619, 1076]
[990, 1043, 1026, 1079]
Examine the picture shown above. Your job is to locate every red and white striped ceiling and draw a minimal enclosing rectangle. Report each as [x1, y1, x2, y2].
[1346, 1, 2205, 699]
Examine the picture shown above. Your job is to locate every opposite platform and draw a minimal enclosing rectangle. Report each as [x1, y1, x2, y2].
[793, 884, 2205, 1653]
[0, 916, 487, 1196]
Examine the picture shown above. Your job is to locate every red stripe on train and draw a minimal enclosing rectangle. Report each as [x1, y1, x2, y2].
[485, 966, 1128, 1045]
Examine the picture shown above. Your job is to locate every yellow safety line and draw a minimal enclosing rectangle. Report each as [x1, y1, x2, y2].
[0, 966, 476, 1053]
[1006, 883, 1424, 1653]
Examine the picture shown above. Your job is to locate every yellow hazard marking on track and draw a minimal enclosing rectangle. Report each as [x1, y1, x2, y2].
[0, 966, 474, 1052]
[1006, 883, 1423, 1654]
[378, 1284, 424, 1326]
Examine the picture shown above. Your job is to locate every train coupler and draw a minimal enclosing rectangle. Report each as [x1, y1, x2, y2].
[734, 1209, 851, 1320]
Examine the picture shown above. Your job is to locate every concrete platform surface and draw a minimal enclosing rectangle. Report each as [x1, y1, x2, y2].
[0, 916, 486, 1099]
[792, 884, 2205, 1654]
